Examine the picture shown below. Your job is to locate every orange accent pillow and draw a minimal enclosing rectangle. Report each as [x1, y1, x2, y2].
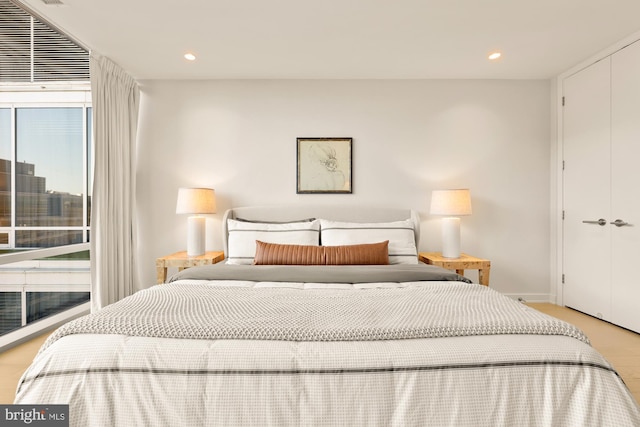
[253, 241, 324, 265]
[253, 240, 389, 265]
[324, 241, 389, 265]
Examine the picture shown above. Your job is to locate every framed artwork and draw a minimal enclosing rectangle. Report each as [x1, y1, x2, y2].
[297, 137, 352, 194]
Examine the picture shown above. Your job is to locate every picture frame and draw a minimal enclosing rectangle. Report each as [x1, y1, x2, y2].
[297, 137, 352, 194]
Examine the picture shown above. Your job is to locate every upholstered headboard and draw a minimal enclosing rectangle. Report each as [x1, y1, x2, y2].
[221, 205, 420, 257]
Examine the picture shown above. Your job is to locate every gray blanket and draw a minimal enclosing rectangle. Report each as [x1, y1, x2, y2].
[41, 265, 589, 353]
[168, 263, 472, 284]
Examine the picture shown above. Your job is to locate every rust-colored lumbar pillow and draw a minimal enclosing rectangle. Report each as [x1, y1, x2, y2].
[253, 240, 324, 265]
[324, 241, 389, 265]
[253, 240, 389, 265]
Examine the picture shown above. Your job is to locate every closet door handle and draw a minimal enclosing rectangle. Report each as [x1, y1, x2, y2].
[582, 219, 607, 226]
[610, 219, 631, 227]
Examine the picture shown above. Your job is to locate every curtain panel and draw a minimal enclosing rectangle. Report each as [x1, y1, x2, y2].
[90, 54, 140, 312]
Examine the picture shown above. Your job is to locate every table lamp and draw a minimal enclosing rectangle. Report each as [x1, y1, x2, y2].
[176, 187, 217, 256]
[430, 189, 472, 258]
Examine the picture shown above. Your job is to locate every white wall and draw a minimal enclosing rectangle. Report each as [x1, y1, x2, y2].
[136, 79, 550, 299]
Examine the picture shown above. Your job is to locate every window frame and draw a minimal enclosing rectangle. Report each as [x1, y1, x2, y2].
[0, 88, 92, 247]
[0, 86, 92, 350]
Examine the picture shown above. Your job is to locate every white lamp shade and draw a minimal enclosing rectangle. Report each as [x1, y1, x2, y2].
[176, 188, 217, 214]
[430, 189, 472, 216]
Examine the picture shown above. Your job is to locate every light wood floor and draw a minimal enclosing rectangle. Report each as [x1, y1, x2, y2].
[1, 304, 639, 405]
[1, 332, 51, 404]
[528, 303, 640, 404]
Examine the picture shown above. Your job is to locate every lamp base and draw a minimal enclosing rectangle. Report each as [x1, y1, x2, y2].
[441, 217, 461, 258]
[187, 216, 206, 256]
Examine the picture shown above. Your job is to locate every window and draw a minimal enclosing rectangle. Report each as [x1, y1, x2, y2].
[0, 0, 92, 348]
[0, 292, 20, 335]
[0, 247, 90, 340]
[0, 0, 89, 83]
[0, 108, 10, 246]
[1, 105, 91, 247]
[0, 102, 92, 346]
[16, 108, 85, 236]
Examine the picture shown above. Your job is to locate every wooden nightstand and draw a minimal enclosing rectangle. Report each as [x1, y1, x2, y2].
[419, 252, 491, 286]
[156, 251, 225, 284]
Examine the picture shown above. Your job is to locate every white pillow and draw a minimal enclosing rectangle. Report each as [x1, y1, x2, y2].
[226, 219, 320, 265]
[319, 218, 418, 264]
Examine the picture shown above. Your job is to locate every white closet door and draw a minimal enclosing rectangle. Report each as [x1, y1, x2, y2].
[562, 58, 611, 319]
[611, 41, 640, 332]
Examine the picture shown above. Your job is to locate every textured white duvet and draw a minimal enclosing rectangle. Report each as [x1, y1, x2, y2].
[15, 280, 640, 426]
[39, 280, 588, 346]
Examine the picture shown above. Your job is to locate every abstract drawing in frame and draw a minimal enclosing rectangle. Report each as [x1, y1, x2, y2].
[297, 137, 352, 194]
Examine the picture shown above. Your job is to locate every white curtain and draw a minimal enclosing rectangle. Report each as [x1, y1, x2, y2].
[90, 54, 140, 312]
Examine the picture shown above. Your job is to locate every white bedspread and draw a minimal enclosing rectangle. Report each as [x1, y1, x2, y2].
[15, 280, 640, 426]
[41, 281, 587, 346]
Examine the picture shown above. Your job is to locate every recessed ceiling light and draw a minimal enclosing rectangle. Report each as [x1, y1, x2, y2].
[488, 52, 502, 60]
[184, 53, 196, 61]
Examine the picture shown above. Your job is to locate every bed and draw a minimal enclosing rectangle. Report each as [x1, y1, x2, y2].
[14, 205, 640, 426]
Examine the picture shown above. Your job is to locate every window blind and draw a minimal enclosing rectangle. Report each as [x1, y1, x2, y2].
[0, 0, 89, 82]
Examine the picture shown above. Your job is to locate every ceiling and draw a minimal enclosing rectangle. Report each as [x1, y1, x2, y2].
[14, 0, 640, 80]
